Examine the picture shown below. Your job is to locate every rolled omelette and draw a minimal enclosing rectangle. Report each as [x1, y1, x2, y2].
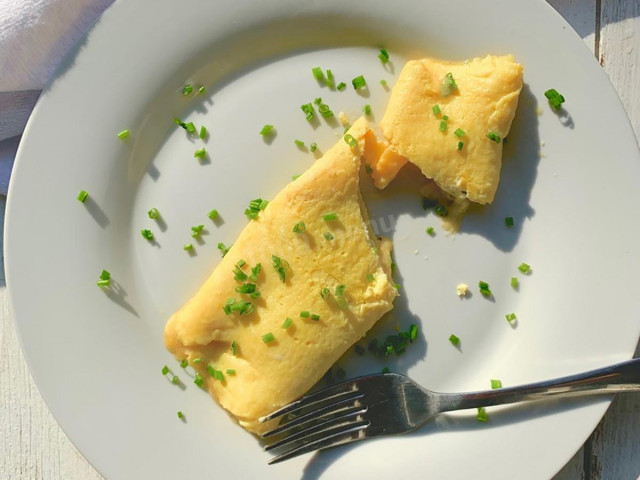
[165, 117, 398, 433]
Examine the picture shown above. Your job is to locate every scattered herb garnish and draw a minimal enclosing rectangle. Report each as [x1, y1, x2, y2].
[141, 229, 154, 241]
[448, 334, 461, 346]
[352, 75, 367, 90]
[117, 129, 130, 139]
[259, 124, 275, 136]
[479, 281, 492, 296]
[217, 242, 230, 257]
[518, 262, 532, 273]
[378, 48, 390, 63]
[544, 88, 565, 110]
[77, 190, 89, 203]
[505, 217, 514, 227]
[272, 255, 289, 282]
[487, 132, 501, 143]
[245, 198, 268, 220]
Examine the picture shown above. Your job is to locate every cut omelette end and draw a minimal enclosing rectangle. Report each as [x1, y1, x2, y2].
[368, 55, 524, 205]
[164, 117, 398, 434]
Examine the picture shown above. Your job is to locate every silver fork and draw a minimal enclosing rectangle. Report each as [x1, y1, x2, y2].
[260, 357, 640, 464]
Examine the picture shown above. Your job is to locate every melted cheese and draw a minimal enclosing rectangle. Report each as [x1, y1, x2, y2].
[164, 117, 397, 433]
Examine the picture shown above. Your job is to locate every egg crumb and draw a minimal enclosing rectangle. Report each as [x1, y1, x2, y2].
[456, 283, 469, 297]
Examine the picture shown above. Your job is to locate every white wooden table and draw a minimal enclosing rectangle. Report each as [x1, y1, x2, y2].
[1, 1, 638, 478]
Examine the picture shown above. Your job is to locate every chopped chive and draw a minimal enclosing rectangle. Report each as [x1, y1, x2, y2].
[226, 369, 236, 375]
[271, 255, 288, 282]
[259, 124, 275, 136]
[323, 232, 334, 240]
[443, 115, 449, 121]
[177, 411, 184, 419]
[505, 217, 514, 227]
[382, 366, 390, 374]
[505, 313, 517, 322]
[448, 334, 461, 346]
[162, 365, 170, 375]
[174, 117, 187, 129]
[311, 313, 320, 321]
[380, 79, 388, 87]
[301, 103, 315, 121]
[457, 141, 464, 151]
[439, 120, 447, 132]
[491, 379, 503, 389]
[378, 48, 390, 64]
[194, 147, 206, 159]
[213, 369, 225, 381]
[172, 375, 179, 384]
[518, 262, 532, 273]
[426, 226, 435, 236]
[185, 122, 196, 134]
[236, 259, 246, 268]
[335, 284, 346, 296]
[245, 198, 268, 220]
[343, 134, 357, 148]
[191, 224, 205, 238]
[117, 129, 130, 139]
[365, 164, 373, 173]
[182, 85, 193, 95]
[392, 282, 400, 290]
[442, 72, 458, 96]
[320, 287, 331, 298]
[409, 324, 418, 341]
[326, 69, 335, 89]
[282, 317, 293, 329]
[193, 357, 203, 364]
[183, 243, 193, 251]
[141, 229, 154, 240]
[99, 269, 111, 281]
[217, 242, 230, 257]
[309, 142, 318, 152]
[454, 128, 465, 138]
[198, 85, 206, 94]
[206, 364, 216, 376]
[96, 279, 110, 287]
[199, 125, 207, 139]
[231, 340, 238, 356]
[294, 139, 305, 148]
[511, 277, 519, 288]
[292, 174, 301, 180]
[77, 190, 89, 203]
[249, 263, 261, 282]
[434, 205, 449, 217]
[300, 311, 310, 318]
[337, 82, 347, 91]
[544, 88, 566, 110]
[479, 281, 491, 296]
[261, 332, 275, 343]
[292, 221, 306, 233]
[477, 407, 488, 422]
[318, 103, 333, 118]
[432, 105, 441, 115]
[366, 273, 375, 282]
[314, 97, 322, 105]
[180, 358, 189, 368]
[352, 75, 367, 90]
[363, 104, 372, 116]
[311, 67, 325, 84]
[148, 208, 160, 219]
[193, 373, 204, 387]
[208, 209, 219, 220]
[323, 212, 339, 222]
[487, 132, 501, 143]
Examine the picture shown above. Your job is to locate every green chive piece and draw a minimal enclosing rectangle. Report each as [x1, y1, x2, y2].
[301, 103, 315, 121]
[432, 104, 441, 115]
[261, 332, 275, 343]
[323, 232, 334, 241]
[174, 117, 187, 129]
[505, 313, 517, 322]
[449, 334, 461, 346]
[321, 287, 331, 298]
[378, 48, 390, 64]
[343, 134, 357, 148]
[366, 273, 375, 283]
[249, 263, 262, 282]
[311, 67, 325, 84]
[457, 141, 464, 151]
[352, 75, 367, 90]
[183, 243, 193, 251]
[217, 242, 230, 257]
[435, 205, 449, 217]
[96, 279, 110, 287]
[409, 324, 418, 341]
[292, 221, 306, 233]
[226, 369, 236, 375]
[300, 311, 310, 318]
[487, 132, 501, 143]
[282, 317, 293, 329]
[208, 209, 219, 220]
[193, 373, 204, 387]
[318, 103, 333, 118]
[292, 174, 301, 181]
[365, 164, 373, 173]
[180, 358, 188, 368]
[259, 124, 275, 136]
[231, 340, 238, 356]
[192, 357, 203, 364]
[323, 212, 339, 222]
[245, 198, 268, 220]
[454, 128, 465, 138]
[518, 262, 532, 273]
[442, 72, 458, 96]
[182, 85, 193, 95]
[77, 190, 89, 203]
[185, 122, 196, 134]
[382, 366, 391, 374]
[426, 226, 435, 236]
[206, 364, 216, 376]
[442, 115, 449, 121]
[213, 369, 224, 381]
[99, 269, 111, 281]
[198, 85, 206, 94]
[392, 282, 400, 290]
[191, 224, 205, 238]
[199, 125, 207, 139]
[309, 142, 318, 152]
[294, 139, 305, 148]
[162, 365, 169, 375]
[311, 314, 320, 321]
[363, 104, 372, 116]
[271, 255, 288, 282]
[194, 147, 206, 159]
[117, 129, 130, 139]
[479, 281, 492, 296]
[491, 379, 502, 389]
[148, 208, 160, 219]
[326, 69, 335, 89]
[177, 411, 184, 419]
[477, 407, 488, 422]
[439, 120, 447, 132]
[380, 79, 388, 87]
[511, 277, 519, 288]
[314, 97, 322, 105]
[544, 88, 566, 110]
[337, 82, 347, 91]
[172, 375, 179, 384]
[505, 217, 514, 227]
[141, 229, 154, 240]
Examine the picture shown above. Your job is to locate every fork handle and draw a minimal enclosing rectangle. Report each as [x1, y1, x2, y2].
[435, 357, 640, 413]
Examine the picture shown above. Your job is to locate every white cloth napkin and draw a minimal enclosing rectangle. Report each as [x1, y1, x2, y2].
[0, 0, 114, 194]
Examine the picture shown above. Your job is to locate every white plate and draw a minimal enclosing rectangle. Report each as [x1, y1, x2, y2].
[5, 0, 640, 478]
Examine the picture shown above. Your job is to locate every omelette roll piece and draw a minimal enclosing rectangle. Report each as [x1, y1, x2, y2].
[369, 55, 523, 204]
[164, 117, 398, 433]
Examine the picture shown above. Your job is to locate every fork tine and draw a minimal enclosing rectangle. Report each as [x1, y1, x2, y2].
[264, 405, 367, 451]
[261, 393, 364, 438]
[267, 421, 369, 465]
[259, 381, 359, 423]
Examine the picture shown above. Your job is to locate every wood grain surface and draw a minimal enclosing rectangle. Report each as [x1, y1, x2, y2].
[1, 1, 638, 479]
